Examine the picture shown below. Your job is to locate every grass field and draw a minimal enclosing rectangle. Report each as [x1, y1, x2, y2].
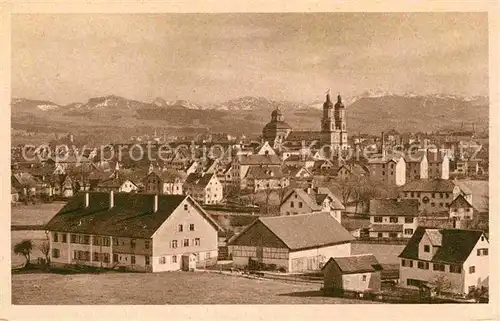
[12, 271, 369, 305]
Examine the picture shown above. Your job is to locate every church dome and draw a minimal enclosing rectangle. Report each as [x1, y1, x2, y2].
[263, 120, 292, 131]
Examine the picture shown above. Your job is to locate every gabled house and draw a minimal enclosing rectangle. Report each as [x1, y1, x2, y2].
[183, 172, 223, 205]
[280, 186, 344, 223]
[337, 164, 369, 180]
[143, 170, 186, 195]
[404, 151, 428, 181]
[228, 212, 354, 272]
[283, 165, 313, 181]
[368, 198, 419, 238]
[230, 154, 282, 189]
[399, 227, 489, 295]
[243, 165, 289, 192]
[283, 154, 315, 169]
[448, 194, 476, 221]
[96, 175, 138, 193]
[322, 254, 383, 293]
[46, 192, 223, 272]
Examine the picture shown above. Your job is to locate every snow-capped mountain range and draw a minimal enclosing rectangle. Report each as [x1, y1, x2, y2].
[11, 91, 489, 114]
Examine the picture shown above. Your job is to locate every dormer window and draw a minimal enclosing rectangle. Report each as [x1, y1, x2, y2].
[424, 245, 430, 252]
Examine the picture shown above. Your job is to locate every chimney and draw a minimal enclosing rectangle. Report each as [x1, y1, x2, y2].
[153, 194, 158, 213]
[109, 190, 114, 209]
[85, 192, 90, 208]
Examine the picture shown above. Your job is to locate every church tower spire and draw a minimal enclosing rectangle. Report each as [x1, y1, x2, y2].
[321, 89, 334, 132]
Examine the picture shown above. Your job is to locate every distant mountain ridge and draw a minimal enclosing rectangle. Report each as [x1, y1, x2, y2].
[11, 92, 489, 144]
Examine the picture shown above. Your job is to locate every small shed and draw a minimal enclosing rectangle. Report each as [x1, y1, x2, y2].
[322, 254, 382, 293]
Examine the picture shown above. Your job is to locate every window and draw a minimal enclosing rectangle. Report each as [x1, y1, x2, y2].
[382, 171, 385, 176]
[70, 234, 77, 243]
[433, 263, 445, 271]
[450, 265, 462, 273]
[424, 245, 430, 252]
[404, 228, 414, 235]
[184, 239, 189, 247]
[194, 238, 200, 246]
[206, 252, 211, 259]
[145, 256, 150, 265]
[405, 217, 414, 223]
[417, 261, 429, 270]
[404, 192, 408, 197]
[439, 203, 443, 207]
[469, 266, 475, 274]
[62, 234, 67, 243]
[53, 232, 59, 242]
[145, 240, 150, 249]
[445, 203, 449, 207]
[407, 278, 424, 287]
[82, 235, 90, 244]
[431, 202, 435, 207]
[113, 238, 119, 246]
[130, 239, 136, 249]
[131, 255, 136, 264]
[113, 253, 118, 262]
[93, 237, 100, 246]
[374, 217, 383, 223]
[411, 192, 415, 197]
[178, 224, 183, 232]
[51, 248, 60, 258]
[172, 255, 177, 263]
[159, 257, 166, 264]
[389, 217, 398, 223]
[189, 224, 195, 231]
[432, 193, 435, 198]
[362, 275, 367, 281]
[377, 233, 383, 238]
[389, 232, 398, 238]
[481, 236, 485, 241]
[477, 248, 488, 256]
[298, 202, 303, 208]
[184, 204, 188, 211]
[445, 193, 450, 198]
[440, 193, 443, 198]
[417, 192, 421, 197]
[171, 240, 178, 248]
[402, 259, 413, 267]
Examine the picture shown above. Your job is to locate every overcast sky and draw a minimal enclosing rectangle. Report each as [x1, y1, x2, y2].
[12, 13, 489, 105]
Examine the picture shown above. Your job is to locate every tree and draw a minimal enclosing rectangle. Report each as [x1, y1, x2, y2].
[39, 236, 51, 266]
[14, 240, 33, 267]
[263, 187, 275, 215]
[429, 275, 452, 296]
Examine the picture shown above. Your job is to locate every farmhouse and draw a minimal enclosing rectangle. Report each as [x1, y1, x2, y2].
[399, 227, 489, 295]
[280, 186, 344, 223]
[368, 198, 419, 239]
[322, 254, 382, 293]
[46, 192, 222, 272]
[228, 212, 354, 272]
[183, 172, 223, 205]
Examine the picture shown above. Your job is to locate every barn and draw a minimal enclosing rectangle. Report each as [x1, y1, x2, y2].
[228, 212, 354, 273]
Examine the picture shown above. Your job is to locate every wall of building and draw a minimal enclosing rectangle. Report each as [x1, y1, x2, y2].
[342, 272, 381, 292]
[399, 260, 465, 294]
[280, 191, 315, 216]
[288, 242, 351, 272]
[463, 235, 489, 292]
[151, 197, 219, 272]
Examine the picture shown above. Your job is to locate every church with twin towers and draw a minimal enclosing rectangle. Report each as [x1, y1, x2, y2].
[262, 91, 348, 153]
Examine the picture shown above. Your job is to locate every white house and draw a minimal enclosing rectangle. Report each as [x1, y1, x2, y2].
[46, 192, 222, 272]
[228, 212, 354, 272]
[399, 227, 489, 295]
[183, 172, 223, 205]
[280, 186, 344, 223]
[368, 198, 419, 238]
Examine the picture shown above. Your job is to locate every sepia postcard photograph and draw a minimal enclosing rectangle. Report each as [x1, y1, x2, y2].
[1, 1, 499, 320]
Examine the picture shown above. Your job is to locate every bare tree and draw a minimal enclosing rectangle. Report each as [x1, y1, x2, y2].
[429, 274, 452, 296]
[39, 239, 51, 266]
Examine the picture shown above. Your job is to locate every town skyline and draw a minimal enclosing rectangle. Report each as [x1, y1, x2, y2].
[12, 12, 488, 105]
